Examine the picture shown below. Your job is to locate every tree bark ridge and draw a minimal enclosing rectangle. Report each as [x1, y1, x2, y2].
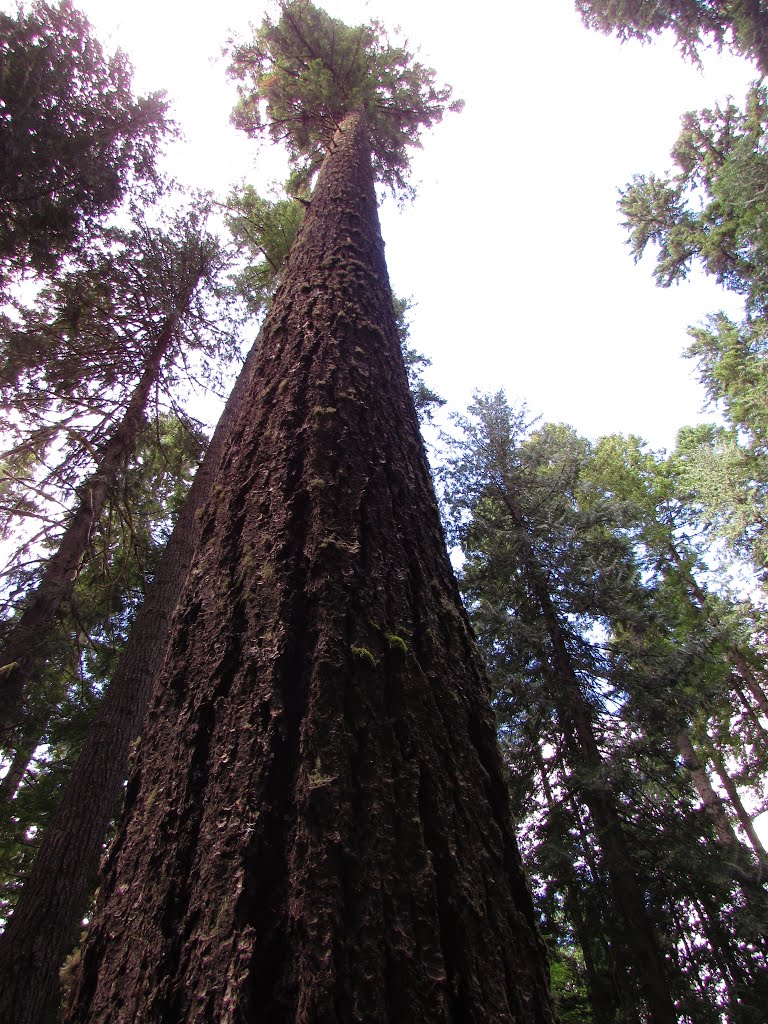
[64, 112, 554, 1024]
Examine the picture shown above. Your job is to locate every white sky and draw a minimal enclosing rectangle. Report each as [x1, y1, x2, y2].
[69, 0, 755, 448]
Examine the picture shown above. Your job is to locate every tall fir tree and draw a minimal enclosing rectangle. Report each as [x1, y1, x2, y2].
[442, 395, 768, 1023]
[63, 5, 554, 1022]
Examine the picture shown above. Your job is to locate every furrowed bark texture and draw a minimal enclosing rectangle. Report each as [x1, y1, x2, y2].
[0, 337, 262, 1024]
[64, 113, 554, 1024]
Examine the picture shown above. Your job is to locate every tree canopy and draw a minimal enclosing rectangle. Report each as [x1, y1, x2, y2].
[441, 391, 768, 1023]
[227, 0, 462, 194]
[576, 0, 768, 74]
[0, 0, 170, 282]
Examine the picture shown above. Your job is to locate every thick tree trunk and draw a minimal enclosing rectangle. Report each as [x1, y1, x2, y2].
[0, 299, 194, 735]
[497, 490, 677, 1023]
[0, 337, 262, 1024]
[63, 113, 554, 1024]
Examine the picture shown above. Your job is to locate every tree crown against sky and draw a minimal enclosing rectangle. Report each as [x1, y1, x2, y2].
[0, 0, 170, 282]
[576, 0, 768, 74]
[227, 0, 462, 195]
[619, 85, 768, 306]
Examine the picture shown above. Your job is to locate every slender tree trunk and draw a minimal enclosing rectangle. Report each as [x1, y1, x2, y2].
[677, 727, 768, 913]
[729, 651, 768, 718]
[0, 337, 263, 1024]
[497, 488, 677, 1023]
[668, 542, 768, 716]
[691, 895, 746, 1014]
[0, 719, 45, 805]
[533, 745, 618, 1024]
[0, 299, 194, 735]
[701, 735, 768, 867]
[730, 675, 768, 750]
[63, 113, 555, 1024]
[677, 730, 740, 849]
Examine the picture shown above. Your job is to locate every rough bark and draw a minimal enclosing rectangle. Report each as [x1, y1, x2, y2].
[0, 337, 263, 1024]
[63, 113, 554, 1024]
[495, 488, 677, 1023]
[0, 294, 196, 735]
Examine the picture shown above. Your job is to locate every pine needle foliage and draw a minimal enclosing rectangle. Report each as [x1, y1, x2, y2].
[227, 0, 462, 196]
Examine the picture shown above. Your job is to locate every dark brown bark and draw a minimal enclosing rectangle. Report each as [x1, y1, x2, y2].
[63, 113, 554, 1024]
[497, 491, 677, 1023]
[0, 293, 197, 735]
[0, 337, 263, 1024]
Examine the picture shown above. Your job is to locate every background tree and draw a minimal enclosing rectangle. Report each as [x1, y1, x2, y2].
[224, 184, 305, 317]
[0, 339, 260, 1024]
[62, 5, 553, 1021]
[0, 413, 204, 891]
[575, 1, 768, 74]
[0, 0, 169, 284]
[441, 392, 768, 1023]
[613, 84, 768, 582]
[0, 203, 236, 735]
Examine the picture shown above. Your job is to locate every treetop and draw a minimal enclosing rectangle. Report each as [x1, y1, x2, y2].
[227, 0, 463, 196]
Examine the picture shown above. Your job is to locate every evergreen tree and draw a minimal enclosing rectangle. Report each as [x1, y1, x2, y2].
[609, 83, 768, 582]
[0, 414, 205, 910]
[442, 395, 679, 1023]
[619, 86, 768, 308]
[225, 185, 306, 317]
[0, 0, 169, 284]
[63, 5, 553, 1022]
[0, 205, 234, 735]
[575, 1, 768, 73]
[442, 395, 768, 1023]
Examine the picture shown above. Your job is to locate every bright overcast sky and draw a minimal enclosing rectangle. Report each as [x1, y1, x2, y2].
[64, 0, 757, 450]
